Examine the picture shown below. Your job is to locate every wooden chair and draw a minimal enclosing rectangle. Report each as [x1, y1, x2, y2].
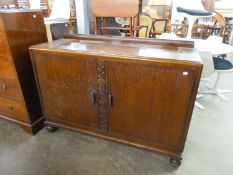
[192, 11, 228, 40]
[213, 11, 228, 39]
[0, 0, 18, 8]
[17, 0, 29, 8]
[91, 0, 139, 36]
[44, 0, 77, 41]
[170, 18, 189, 38]
[137, 13, 153, 38]
[151, 19, 169, 38]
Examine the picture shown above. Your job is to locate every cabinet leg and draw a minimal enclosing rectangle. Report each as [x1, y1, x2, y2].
[169, 157, 182, 167]
[46, 124, 58, 132]
[21, 117, 45, 135]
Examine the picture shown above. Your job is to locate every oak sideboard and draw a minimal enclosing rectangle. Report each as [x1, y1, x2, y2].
[30, 35, 202, 165]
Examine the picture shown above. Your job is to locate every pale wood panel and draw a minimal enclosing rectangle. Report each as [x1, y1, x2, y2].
[91, 0, 139, 17]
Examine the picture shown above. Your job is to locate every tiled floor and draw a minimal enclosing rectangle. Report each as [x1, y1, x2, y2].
[0, 57, 233, 175]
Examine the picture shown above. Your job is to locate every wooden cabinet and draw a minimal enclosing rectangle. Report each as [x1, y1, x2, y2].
[30, 35, 202, 165]
[0, 9, 47, 134]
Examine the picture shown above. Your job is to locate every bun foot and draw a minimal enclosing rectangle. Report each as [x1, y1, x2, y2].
[169, 157, 181, 167]
[46, 125, 58, 132]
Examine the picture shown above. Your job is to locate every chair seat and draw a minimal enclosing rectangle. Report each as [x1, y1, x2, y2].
[213, 57, 233, 70]
[177, 7, 212, 16]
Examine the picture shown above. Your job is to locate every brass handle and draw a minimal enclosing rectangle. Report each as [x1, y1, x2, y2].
[108, 95, 113, 107]
[91, 91, 96, 104]
[1, 83, 7, 90]
[8, 105, 14, 112]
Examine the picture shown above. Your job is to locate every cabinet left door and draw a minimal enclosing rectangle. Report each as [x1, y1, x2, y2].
[32, 53, 99, 129]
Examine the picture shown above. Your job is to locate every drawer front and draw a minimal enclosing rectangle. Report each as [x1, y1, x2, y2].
[0, 77, 22, 99]
[0, 56, 15, 78]
[0, 34, 10, 56]
[0, 96, 29, 123]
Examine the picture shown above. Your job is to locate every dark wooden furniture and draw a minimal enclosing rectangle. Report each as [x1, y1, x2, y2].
[30, 35, 202, 165]
[0, 9, 47, 134]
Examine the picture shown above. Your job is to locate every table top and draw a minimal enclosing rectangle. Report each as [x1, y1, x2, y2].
[160, 33, 233, 55]
[193, 39, 233, 55]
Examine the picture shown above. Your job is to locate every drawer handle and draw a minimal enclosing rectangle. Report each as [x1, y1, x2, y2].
[1, 83, 7, 90]
[8, 105, 14, 112]
[108, 95, 113, 107]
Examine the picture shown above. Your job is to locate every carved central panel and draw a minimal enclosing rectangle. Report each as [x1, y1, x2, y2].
[96, 60, 108, 130]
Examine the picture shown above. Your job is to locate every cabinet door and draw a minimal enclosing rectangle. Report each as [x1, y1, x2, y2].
[33, 54, 99, 129]
[107, 62, 196, 149]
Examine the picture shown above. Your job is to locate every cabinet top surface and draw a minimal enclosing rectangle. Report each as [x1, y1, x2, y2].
[30, 38, 203, 64]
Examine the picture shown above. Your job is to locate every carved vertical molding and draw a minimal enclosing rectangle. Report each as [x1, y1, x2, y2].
[97, 60, 108, 130]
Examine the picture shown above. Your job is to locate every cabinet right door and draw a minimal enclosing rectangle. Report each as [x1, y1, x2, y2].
[107, 61, 196, 150]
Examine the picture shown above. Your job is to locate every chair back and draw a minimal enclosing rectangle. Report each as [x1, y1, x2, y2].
[152, 19, 168, 37]
[138, 13, 153, 38]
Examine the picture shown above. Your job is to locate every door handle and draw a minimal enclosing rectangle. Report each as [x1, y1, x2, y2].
[91, 91, 96, 104]
[1, 83, 7, 90]
[108, 94, 113, 107]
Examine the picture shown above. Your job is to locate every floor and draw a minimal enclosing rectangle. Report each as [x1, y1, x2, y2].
[1, 58, 233, 175]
